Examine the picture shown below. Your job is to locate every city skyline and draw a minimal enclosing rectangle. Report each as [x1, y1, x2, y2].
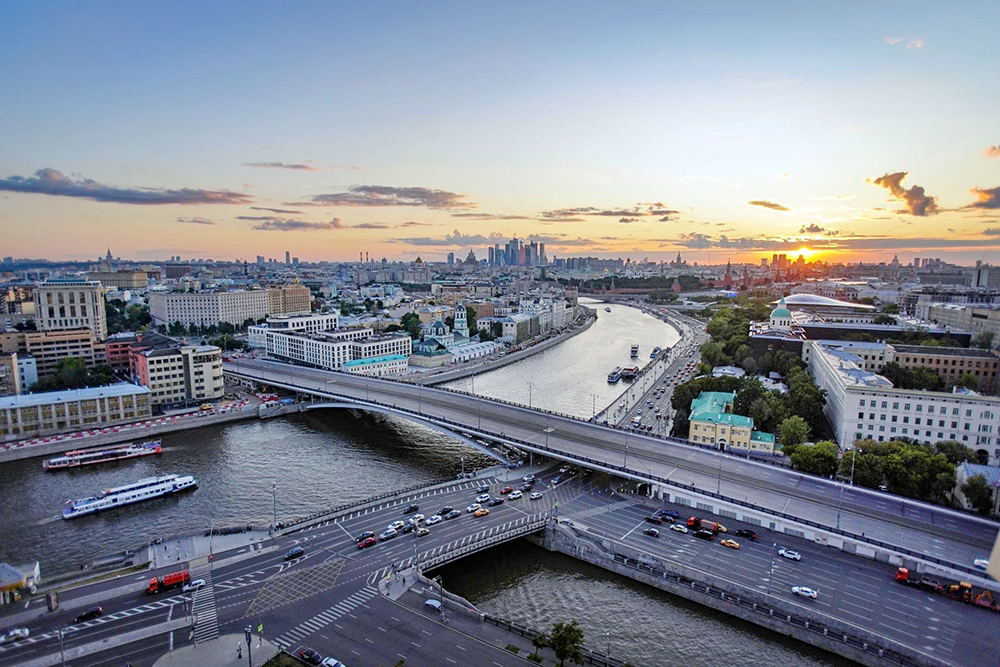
[2, 2, 999, 264]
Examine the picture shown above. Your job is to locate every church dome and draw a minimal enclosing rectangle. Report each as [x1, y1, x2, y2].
[770, 297, 791, 319]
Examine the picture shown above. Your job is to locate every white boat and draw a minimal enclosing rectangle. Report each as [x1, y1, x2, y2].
[630, 344, 639, 358]
[43, 440, 162, 470]
[62, 474, 198, 519]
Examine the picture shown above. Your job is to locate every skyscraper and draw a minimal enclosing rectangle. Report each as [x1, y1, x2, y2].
[447, 252, 455, 265]
[285, 251, 291, 266]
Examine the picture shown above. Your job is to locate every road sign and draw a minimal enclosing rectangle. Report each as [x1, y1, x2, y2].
[257, 623, 263, 633]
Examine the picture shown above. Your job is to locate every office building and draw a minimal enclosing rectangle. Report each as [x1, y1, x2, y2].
[258, 327, 411, 376]
[149, 285, 311, 328]
[0, 329, 105, 378]
[0, 384, 152, 441]
[33, 279, 107, 341]
[247, 313, 340, 347]
[131, 340, 224, 408]
[86, 269, 148, 290]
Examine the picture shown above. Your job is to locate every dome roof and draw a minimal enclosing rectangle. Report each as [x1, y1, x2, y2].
[771, 297, 791, 319]
[772, 293, 876, 310]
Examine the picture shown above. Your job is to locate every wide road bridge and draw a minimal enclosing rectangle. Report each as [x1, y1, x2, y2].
[225, 359, 998, 578]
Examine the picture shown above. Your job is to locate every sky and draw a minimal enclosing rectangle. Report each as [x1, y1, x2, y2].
[1, 1, 999, 266]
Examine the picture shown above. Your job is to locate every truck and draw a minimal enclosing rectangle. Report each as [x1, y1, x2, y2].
[895, 568, 999, 613]
[148, 569, 190, 595]
[894, 567, 942, 592]
[687, 517, 726, 533]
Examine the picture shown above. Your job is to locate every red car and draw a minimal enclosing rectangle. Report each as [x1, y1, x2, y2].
[500, 486, 514, 494]
[357, 537, 377, 549]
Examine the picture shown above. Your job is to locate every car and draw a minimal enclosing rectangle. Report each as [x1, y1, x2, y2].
[444, 510, 461, 520]
[488, 497, 505, 506]
[387, 520, 405, 532]
[643, 527, 660, 537]
[416, 527, 430, 537]
[354, 531, 376, 543]
[792, 586, 818, 599]
[500, 486, 514, 494]
[476, 485, 490, 494]
[658, 509, 680, 518]
[321, 658, 348, 667]
[778, 548, 801, 561]
[720, 539, 740, 550]
[670, 524, 688, 534]
[357, 536, 377, 549]
[466, 503, 481, 513]
[378, 528, 398, 540]
[474, 508, 490, 517]
[74, 606, 104, 623]
[552, 476, 563, 485]
[410, 513, 425, 523]
[735, 529, 757, 540]
[522, 474, 535, 482]
[476, 493, 491, 503]
[403, 504, 419, 514]
[401, 522, 417, 533]
[0, 628, 29, 644]
[283, 547, 305, 560]
[974, 558, 990, 570]
[438, 506, 454, 516]
[520, 482, 534, 491]
[693, 529, 714, 541]
[644, 515, 662, 524]
[182, 578, 206, 593]
[530, 491, 543, 500]
[559, 466, 570, 474]
[508, 490, 523, 499]
[300, 648, 323, 664]
[659, 515, 675, 524]
[426, 515, 442, 525]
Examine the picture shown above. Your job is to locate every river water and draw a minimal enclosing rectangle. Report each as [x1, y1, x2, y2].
[0, 300, 850, 666]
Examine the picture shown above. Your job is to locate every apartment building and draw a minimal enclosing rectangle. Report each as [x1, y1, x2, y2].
[0, 329, 106, 378]
[259, 327, 412, 375]
[33, 279, 107, 341]
[247, 312, 340, 347]
[920, 303, 1000, 341]
[86, 270, 149, 290]
[131, 340, 224, 408]
[0, 384, 151, 441]
[891, 345, 1000, 393]
[0, 353, 19, 396]
[149, 285, 310, 328]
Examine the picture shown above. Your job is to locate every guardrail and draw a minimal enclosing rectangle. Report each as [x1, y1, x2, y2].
[483, 614, 631, 667]
[225, 365, 988, 577]
[419, 515, 549, 571]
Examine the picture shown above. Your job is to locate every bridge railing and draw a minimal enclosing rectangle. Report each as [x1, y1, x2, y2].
[226, 365, 985, 577]
[417, 514, 549, 571]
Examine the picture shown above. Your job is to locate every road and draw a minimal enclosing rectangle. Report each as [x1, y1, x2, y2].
[225, 357, 1000, 571]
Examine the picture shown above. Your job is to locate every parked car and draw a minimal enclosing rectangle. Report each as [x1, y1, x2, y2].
[403, 504, 419, 514]
[530, 492, 543, 500]
[357, 537, 377, 549]
[508, 490, 523, 500]
[735, 529, 757, 540]
[778, 548, 801, 561]
[792, 586, 818, 599]
[300, 648, 323, 664]
[284, 547, 305, 561]
[182, 578, 206, 593]
[321, 658, 348, 667]
[74, 606, 104, 623]
[643, 528, 660, 538]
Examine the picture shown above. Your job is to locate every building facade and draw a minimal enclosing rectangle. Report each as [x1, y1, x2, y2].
[0, 329, 106, 378]
[0, 353, 19, 396]
[247, 312, 340, 347]
[0, 384, 152, 441]
[131, 342, 224, 408]
[149, 285, 311, 328]
[258, 327, 412, 376]
[33, 279, 107, 341]
[687, 391, 776, 454]
[86, 270, 149, 290]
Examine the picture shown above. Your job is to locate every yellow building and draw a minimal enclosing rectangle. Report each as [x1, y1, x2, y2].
[687, 391, 776, 454]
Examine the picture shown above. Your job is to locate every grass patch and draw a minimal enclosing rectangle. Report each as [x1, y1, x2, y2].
[505, 644, 520, 654]
[262, 652, 308, 667]
[527, 653, 542, 663]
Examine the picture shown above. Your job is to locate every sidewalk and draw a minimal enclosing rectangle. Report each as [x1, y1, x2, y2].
[152, 632, 279, 667]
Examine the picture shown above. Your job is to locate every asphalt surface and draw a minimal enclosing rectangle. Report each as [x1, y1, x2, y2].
[225, 358, 1000, 569]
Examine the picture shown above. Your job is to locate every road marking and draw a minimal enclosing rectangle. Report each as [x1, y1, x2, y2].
[620, 519, 646, 540]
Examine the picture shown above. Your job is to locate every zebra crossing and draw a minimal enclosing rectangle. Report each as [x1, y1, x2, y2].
[272, 586, 377, 649]
[191, 572, 219, 644]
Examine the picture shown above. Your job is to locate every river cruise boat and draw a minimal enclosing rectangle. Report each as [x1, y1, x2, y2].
[62, 474, 198, 519]
[43, 440, 162, 470]
[607, 367, 622, 383]
[621, 366, 639, 380]
[650, 347, 662, 358]
[630, 344, 639, 358]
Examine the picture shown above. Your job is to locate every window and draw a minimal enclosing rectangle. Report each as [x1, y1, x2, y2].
[892, 402, 899, 410]
[904, 403, 911, 411]
[880, 414, 887, 421]
[858, 412, 865, 419]
[859, 399, 866, 407]
[881, 401, 888, 409]
[891, 415, 898, 422]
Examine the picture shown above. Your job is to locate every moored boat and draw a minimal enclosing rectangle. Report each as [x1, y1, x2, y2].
[605, 307, 611, 312]
[43, 440, 162, 471]
[621, 366, 639, 380]
[630, 344, 639, 358]
[62, 474, 198, 519]
[607, 367, 622, 383]
[650, 346, 662, 358]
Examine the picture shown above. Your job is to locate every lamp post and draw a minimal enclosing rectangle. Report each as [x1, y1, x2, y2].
[717, 455, 723, 495]
[209, 519, 215, 564]
[270, 482, 277, 548]
[766, 542, 777, 595]
[56, 627, 66, 667]
[528, 382, 533, 410]
[606, 630, 611, 667]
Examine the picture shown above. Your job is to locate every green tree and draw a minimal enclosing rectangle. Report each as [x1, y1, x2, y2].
[549, 620, 584, 667]
[400, 312, 423, 339]
[972, 331, 995, 349]
[790, 440, 839, 477]
[881, 303, 900, 314]
[955, 372, 980, 391]
[778, 415, 810, 447]
[465, 305, 478, 336]
[961, 474, 995, 516]
[838, 448, 884, 488]
[873, 314, 895, 325]
[13, 319, 38, 331]
[529, 633, 550, 661]
[934, 440, 977, 465]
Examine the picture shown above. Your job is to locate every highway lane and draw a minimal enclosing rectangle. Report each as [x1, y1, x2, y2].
[227, 358, 999, 568]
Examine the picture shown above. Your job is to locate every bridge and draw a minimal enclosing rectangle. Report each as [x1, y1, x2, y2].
[225, 358, 999, 580]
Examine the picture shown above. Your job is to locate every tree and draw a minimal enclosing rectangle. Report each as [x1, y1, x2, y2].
[934, 440, 977, 465]
[400, 312, 423, 339]
[881, 302, 899, 314]
[14, 319, 38, 331]
[529, 633, 550, 661]
[961, 474, 995, 516]
[778, 415, 810, 447]
[549, 620, 584, 667]
[873, 314, 895, 325]
[838, 448, 884, 488]
[465, 305, 478, 336]
[31, 359, 117, 393]
[790, 440, 839, 477]
[955, 372, 980, 391]
[973, 331, 995, 349]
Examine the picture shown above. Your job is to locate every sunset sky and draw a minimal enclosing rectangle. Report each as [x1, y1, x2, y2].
[1, 2, 998, 265]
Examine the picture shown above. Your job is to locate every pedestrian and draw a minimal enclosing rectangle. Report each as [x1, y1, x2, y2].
[238, 644, 242, 659]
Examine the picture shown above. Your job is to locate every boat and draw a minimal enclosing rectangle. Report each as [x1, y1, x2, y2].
[62, 474, 198, 519]
[650, 347, 662, 358]
[630, 344, 639, 358]
[43, 440, 162, 470]
[621, 366, 639, 380]
[607, 367, 622, 383]
[605, 307, 611, 313]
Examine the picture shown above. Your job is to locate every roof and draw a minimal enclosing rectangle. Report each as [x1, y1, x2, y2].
[771, 297, 791, 319]
[750, 431, 776, 444]
[343, 354, 408, 367]
[959, 462, 1000, 488]
[692, 411, 754, 428]
[0, 563, 25, 591]
[0, 383, 149, 410]
[690, 391, 753, 427]
[774, 294, 877, 310]
[893, 345, 995, 357]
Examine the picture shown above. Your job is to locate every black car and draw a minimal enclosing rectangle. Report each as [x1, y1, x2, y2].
[657, 509, 680, 518]
[438, 506, 454, 516]
[735, 529, 757, 540]
[299, 648, 323, 664]
[283, 546, 304, 560]
[403, 504, 419, 514]
[488, 498, 505, 506]
[444, 509, 461, 520]
[402, 522, 417, 533]
[354, 531, 376, 543]
[74, 606, 103, 623]
[643, 527, 660, 537]
[644, 515, 662, 524]
[693, 529, 714, 541]
[476, 486, 490, 494]
[520, 482, 534, 491]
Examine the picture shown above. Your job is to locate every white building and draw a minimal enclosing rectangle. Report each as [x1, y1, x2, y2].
[259, 327, 411, 376]
[449, 340, 501, 363]
[33, 279, 107, 341]
[149, 286, 310, 328]
[805, 340, 1000, 465]
[248, 313, 340, 347]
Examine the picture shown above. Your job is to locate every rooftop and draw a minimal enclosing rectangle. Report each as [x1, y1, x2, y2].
[958, 462, 1000, 488]
[893, 344, 992, 357]
[0, 383, 149, 410]
[344, 354, 408, 367]
[773, 294, 877, 310]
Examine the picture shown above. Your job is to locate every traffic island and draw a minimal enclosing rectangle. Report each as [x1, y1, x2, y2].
[152, 632, 279, 667]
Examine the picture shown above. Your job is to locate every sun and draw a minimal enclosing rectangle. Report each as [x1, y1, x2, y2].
[796, 246, 812, 260]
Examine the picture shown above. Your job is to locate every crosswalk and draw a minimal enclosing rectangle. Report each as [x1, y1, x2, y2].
[273, 586, 377, 649]
[191, 571, 219, 644]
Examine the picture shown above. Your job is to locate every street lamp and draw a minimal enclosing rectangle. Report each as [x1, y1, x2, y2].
[766, 542, 777, 595]
[528, 381, 533, 410]
[606, 630, 611, 667]
[209, 519, 215, 564]
[56, 627, 66, 667]
[271, 482, 277, 548]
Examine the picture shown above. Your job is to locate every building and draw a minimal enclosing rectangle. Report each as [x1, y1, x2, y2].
[17, 355, 37, 390]
[248, 313, 340, 347]
[890, 345, 1000, 394]
[130, 340, 224, 408]
[86, 270, 148, 290]
[0, 384, 152, 441]
[0, 353, 19, 396]
[149, 285, 311, 328]
[448, 340, 501, 363]
[104, 333, 142, 373]
[0, 329, 106, 378]
[33, 278, 107, 341]
[257, 327, 412, 376]
[953, 462, 1000, 516]
[343, 354, 409, 377]
[409, 337, 453, 368]
[686, 391, 776, 454]
[921, 303, 1000, 341]
[805, 340, 1000, 465]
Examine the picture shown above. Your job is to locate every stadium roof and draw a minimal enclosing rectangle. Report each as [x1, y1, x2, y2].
[772, 294, 876, 310]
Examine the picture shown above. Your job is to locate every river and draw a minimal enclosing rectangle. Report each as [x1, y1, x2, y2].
[0, 300, 851, 666]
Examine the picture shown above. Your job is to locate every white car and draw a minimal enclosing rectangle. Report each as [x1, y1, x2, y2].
[508, 490, 523, 500]
[321, 658, 348, 667]
[559, 466, 570, 474]
[792, 586, 818, 599]
[778, 548, 801, 561]
[387, 520, 405, 532]
[182, 578, 206, 593]
[466, 503, 481, 513]
[522, 474, 535, 482]
[0, 628, 29, 644]
[529, 492, 543, 500]
[378, 528, 398, 540]
[426, 515, 442, 525]
[974, 558, 989, 570]
[476, 493, 491, 503]
[410, 513, 425, 523]
[669, 524, 688, 534]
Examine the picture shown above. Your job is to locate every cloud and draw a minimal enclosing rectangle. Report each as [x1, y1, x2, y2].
[539, 203, 679, 220]
[967, 186, 1000, 210]
[985, 144, 1000, 159]
[176, 217, 215, 225]
[748, 200, 791, 211]
[251, 206, 303, 214]
[0, 168, 252, 205]
[398, 221, 432, 227]
[352, 222, 390, 229]
[451, 213, 533, 220]
[251, 217, 345, 231]
[983, 228, 1000, 236]
[243, 162, 321, 171]
[884, 36, 903, 45]
[906, 38, 924, 50]
[296, 185, 476, 210]
[658, 215, 680, 222]
[619, 217, 640, 224]
[800, 223, 824, 233]
[866, 172, 938, 215]
[389, 229, 601, 249]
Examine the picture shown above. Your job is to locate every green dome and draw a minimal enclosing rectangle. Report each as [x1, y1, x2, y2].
[771, 297, 791, 319]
